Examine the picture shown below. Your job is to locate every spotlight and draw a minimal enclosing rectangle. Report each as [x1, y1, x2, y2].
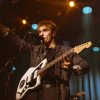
[31, 24, 38, 30]
[22, 19, 27, 25]
[12, 66, 16, 72]
[69, 1, 75, 7]
[92, 47, 100, 52]
[82, 6, 92, 14]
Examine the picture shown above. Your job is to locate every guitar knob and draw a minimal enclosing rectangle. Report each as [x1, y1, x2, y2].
[19, 80, 25, 88]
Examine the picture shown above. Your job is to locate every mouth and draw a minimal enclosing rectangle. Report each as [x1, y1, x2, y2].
[39, 36, 44, 40]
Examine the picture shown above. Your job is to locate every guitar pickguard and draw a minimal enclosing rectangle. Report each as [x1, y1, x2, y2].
[16, 58, 47, 100]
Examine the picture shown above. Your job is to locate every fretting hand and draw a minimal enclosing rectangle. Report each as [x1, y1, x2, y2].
[63, 58, 71, 69]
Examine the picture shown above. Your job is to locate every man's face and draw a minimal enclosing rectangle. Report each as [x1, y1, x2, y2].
[38, 25, 55, 43]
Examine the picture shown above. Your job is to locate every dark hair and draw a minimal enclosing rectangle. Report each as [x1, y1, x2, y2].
[38, 20, 57, 33]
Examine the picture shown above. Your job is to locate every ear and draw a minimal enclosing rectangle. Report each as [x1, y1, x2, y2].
[53, 32, 56, 36]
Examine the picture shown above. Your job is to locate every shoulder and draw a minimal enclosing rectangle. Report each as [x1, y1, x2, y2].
[33, 44, 42, 50]
[59, 41, 72, 51]
[33, 44, 44, 53]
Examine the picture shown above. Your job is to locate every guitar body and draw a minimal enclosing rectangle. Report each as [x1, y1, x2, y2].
[16, 58, 47, 100]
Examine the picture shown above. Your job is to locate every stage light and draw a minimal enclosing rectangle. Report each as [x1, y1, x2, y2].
[22, 19, 27, 24]
[92, 47, 100, 52]
[12, 66, 16, 72]
[82, 6, 92, 14]
[69, 1, 75, 7]
[31, 24, 38, 30]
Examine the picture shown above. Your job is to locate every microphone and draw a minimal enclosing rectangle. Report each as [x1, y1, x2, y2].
[38, 36, 43, 41]
[29, 31, 43, 41]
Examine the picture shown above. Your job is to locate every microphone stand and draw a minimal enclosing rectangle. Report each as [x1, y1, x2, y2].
[0, 29, 30, 99]
[0, 57, 16, 99]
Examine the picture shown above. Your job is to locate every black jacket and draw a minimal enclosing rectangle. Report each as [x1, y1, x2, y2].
[8, 33, 89, 84]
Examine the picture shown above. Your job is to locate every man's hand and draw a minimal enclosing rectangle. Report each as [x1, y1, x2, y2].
[73, 65, 82, 75]
[62, 58, 71, 69]
[0, 22, 10, 36]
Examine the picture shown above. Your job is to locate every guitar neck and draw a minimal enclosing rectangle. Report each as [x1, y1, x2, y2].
[37, 41, 92, 75]
[37, 48, 74, 75]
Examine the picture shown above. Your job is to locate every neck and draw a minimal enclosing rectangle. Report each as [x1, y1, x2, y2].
[45, 39, 56, 48]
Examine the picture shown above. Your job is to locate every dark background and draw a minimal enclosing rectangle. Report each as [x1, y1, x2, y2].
[0, 0, 100, 100]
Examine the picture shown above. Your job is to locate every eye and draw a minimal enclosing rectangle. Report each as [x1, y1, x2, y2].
[38, 28, 50, 34]
[38, 30, 41, 34]
[43, 29, 48, 32]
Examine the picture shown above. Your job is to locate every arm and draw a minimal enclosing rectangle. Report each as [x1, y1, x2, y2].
[63, 54, 89, 75]
[61, 44, 89, 75]
[72, 54, 89, 75]
[7, 32, 35, 53]
[0, 23, 35, 53]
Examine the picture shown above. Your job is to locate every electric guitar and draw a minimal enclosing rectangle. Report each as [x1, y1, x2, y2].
[16, 41, 92, 100]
